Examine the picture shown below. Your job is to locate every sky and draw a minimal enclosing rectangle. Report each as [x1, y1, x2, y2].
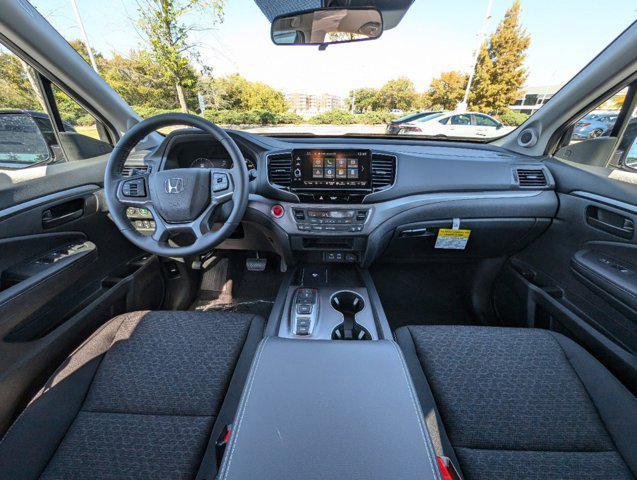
[29, 0, 637, 98]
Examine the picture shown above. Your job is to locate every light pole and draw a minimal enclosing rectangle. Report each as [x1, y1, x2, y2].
[457, 0, 493, 112]
[69, 0, 99, 73]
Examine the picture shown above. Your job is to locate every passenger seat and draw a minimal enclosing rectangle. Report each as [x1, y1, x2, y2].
[396, 326, 637, 480]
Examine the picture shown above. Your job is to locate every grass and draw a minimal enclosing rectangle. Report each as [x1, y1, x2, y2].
[75, 125, 100, 139]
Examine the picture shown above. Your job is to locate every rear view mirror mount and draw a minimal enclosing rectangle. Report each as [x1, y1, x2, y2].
[271, 7, 383, 49]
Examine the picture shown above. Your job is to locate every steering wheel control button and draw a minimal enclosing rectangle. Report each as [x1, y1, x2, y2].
[212, 172, 229, 192]
[122, 178, 146, 197]
[271, 204, 285, 218]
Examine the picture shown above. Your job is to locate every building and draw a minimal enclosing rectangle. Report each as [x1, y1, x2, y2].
[285, 92, 343, 115]
[509, 85, 560, 115]
[285, 93, 317, 115]
[318, 94, 343, 112]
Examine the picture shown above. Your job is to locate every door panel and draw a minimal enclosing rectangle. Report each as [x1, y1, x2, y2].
[494, 158, 637, 393]
[0, 181, 164, 434]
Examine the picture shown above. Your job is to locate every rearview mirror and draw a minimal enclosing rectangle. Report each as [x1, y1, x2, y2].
[271, 7, 383, 47]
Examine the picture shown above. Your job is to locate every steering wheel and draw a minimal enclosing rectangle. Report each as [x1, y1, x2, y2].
[104, 113, 249, 257]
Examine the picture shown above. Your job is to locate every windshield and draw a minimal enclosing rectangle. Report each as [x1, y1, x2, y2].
[25, 1, 637, 140]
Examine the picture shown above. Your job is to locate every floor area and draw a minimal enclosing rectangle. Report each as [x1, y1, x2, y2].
[370, 262, 484, 330]
[190, 252, 284, 320]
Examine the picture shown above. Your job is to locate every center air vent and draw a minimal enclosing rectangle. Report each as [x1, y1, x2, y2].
[371, 153, 396, 191]
[121, 165, 150, 176]
[515, 168, 547, 187]
[267, 153, 292, 189]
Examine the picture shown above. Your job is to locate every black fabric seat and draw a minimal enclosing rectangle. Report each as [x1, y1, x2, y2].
[0, 310, 264, 480]
[396, 325, 637, 480]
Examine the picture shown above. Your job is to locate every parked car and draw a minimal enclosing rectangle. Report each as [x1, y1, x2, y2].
[572, 112, 618, 140]
[0, 110, 75, 168]
[398, 111, 507, 139]
[385, 110, 442, 134]
[389, 108, 404, 115]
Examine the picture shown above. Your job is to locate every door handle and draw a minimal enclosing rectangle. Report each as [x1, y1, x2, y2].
[586, 206, 634, 239]
[399, 227, 435, 238]
[42, 198, 85, 229]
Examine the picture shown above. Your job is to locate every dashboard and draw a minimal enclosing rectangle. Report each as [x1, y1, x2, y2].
[124, 128, 558, 266]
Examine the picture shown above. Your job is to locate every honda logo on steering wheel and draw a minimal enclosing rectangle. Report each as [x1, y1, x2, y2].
[164, 178, 184, 194]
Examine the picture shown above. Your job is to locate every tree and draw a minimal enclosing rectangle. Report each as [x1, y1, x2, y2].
[425, 71, 468, 110]
[104, 51, 182, 109]
[243, 82, 287, 112]
[136, 0, 225, 112]
[199, 74, 288, 113]
[468, 0, 530, 114]
[375, 78, 417, 111]
[0, 51, 41, 110]
[347, 87, 379, 112]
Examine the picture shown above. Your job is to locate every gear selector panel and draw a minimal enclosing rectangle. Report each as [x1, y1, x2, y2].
[291, 288, 319, 335]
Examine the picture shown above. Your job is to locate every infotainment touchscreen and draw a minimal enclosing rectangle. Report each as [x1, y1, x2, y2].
[290, 149, 371, 190]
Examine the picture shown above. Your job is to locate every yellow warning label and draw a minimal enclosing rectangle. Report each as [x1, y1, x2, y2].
[435, 229, 471, 249]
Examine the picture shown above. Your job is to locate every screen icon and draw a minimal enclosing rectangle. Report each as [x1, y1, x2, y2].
[336, 158, 347, 168]
[336, 167, 347, 178]
[324, 167, 335, 178]
[324, 158, 335, 167]
[312, 168, 323, 178]
[347, 168, 359, 178]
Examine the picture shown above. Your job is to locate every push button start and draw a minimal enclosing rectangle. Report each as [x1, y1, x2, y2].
[271, 204, 284, 218]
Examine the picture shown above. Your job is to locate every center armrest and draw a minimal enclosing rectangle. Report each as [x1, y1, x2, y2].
[218, 337, 440, 480]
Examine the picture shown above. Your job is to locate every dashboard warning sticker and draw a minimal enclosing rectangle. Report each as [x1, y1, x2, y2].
[435, 228, 471, 250]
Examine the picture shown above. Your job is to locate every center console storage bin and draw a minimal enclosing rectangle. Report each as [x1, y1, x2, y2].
[218, 338, 439, 480]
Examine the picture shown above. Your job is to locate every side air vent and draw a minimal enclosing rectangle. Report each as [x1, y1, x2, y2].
[371, 153, 396, 191]
[122, 165, 150, 176]
[267, 153, 292, 189]
[515, 168, 548, 187]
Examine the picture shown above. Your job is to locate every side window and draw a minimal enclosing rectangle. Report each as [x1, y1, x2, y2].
[0, 45, 112, 169]
[52, 84, 101, 141]
[568, 88, 626, 145]
[0, 47, 53, 168]
[474, 114, 498, 127]
[439, 117, 449, 125]
[451, 114, 471, 125]
[556, 86, 637, 170]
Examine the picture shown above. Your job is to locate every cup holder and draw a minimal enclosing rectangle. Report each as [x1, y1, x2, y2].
[330, 291, 371, 341]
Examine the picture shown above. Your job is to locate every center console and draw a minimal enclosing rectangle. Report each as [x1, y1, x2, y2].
[216, 338, 440, 480]
[214, 265, 439, 479]
[277, 265, 388, 341]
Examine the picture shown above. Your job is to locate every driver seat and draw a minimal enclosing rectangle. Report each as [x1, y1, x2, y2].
[0, 310, 264, 480]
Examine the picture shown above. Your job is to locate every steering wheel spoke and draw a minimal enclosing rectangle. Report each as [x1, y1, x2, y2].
[115, 173, 152, 207]
[192, 202, 217, 239]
